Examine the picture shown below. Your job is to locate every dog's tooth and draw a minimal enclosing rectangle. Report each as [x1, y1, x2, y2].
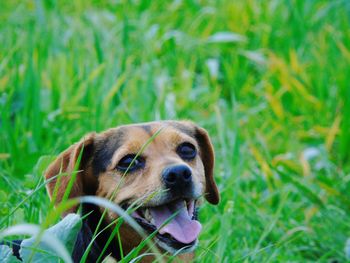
[145, 208, 151, 222]
[150, 217, 155, 225]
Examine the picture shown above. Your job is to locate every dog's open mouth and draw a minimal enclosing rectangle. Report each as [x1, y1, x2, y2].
[127, 199, 201, 250]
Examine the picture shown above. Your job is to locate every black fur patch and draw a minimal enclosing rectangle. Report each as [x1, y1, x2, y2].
[92, 130, 124, 176]
[72, 203, 121, 262]
[167, 121, 195, 138]
[140, 124, 153, 136]
[0, 240, 22, 260]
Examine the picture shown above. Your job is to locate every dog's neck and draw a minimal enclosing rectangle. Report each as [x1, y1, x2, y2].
[72, 203, 122, 263]
[73, 204, 194, 263]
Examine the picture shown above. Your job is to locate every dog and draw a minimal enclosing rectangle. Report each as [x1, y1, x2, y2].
[7, 121, 220, 262]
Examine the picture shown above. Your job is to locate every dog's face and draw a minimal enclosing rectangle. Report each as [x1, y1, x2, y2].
[45, 121, 219, 255]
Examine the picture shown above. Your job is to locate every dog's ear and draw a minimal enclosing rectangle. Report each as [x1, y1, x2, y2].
[44, 133, 96, 213]
[194, 126, 220, 205]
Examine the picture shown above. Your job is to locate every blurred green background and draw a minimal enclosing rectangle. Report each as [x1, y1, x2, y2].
[1, 0, 350, 261]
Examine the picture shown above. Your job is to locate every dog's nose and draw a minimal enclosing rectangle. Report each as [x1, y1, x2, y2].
[162, 165, 192, 189]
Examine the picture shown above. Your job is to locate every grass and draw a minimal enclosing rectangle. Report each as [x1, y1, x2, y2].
[1, 0, 350, 261]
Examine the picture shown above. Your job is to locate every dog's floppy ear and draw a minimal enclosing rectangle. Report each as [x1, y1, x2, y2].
[44, 133, 96, 213]
[194, 126, 220, 205]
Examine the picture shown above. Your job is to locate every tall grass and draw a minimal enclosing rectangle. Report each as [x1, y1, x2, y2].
[1, 0, 350, 262]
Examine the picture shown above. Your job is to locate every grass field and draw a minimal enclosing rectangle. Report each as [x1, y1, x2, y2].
[1, 0, 350, 262]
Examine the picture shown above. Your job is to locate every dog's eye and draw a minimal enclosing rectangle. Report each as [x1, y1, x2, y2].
[177, 142, 197, 160]
[117, 154, 144, 172]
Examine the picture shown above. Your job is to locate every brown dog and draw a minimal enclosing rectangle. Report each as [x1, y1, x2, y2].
[44, 121, 219, 262]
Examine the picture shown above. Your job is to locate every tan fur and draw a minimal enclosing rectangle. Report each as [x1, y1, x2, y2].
[44, 121, 219, 262]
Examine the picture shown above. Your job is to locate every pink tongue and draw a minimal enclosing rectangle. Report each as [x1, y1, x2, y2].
[149, 200, 202, 244]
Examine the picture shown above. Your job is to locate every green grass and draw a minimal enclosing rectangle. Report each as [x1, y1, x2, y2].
[1, 0, 350, 261]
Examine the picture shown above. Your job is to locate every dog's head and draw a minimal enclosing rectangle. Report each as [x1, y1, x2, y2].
[45, 121, 219, 254]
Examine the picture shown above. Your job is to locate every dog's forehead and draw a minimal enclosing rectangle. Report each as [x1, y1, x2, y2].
[122, 121, 195, 137]
[116, 121, 197, 150]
